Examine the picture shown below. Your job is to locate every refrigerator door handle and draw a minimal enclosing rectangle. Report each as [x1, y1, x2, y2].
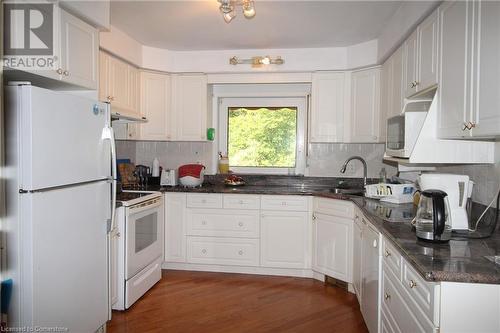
[102, 102, 117, 231]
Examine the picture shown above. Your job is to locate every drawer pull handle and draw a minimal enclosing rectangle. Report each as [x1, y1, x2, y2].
[281, 202, 287, 206]
[238, 222, 244, 227]
[384, 250, 391, 257]
[202, 249, 207, 254]
[238, 250, 243, 255]
[202, 221, 207, 225]
[384, 292, 391, 300]
[409, 280, 417, 288]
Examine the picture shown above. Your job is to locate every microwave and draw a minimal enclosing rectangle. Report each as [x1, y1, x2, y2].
[386, 111, 427, 158]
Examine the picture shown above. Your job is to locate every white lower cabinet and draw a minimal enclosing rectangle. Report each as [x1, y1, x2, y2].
[261, 210, 309, 269]
[164, 193, 187, 263]
[186, 208, 260, 238]
[312, 212, 353, 282]
[187, 236, 260, 266]
[353, 213, 363, 299]
[361, 218, 381, 333]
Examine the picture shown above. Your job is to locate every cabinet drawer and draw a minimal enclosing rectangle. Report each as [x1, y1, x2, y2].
[381, 268, 437, 333]
[187, 236, 259, 266]
[186, 194, 222, 208]
[186, 209, 260, 238]
[402, 260, 439, 326]
[223, 194, 260, 210]
[261, 195, 308, 211]
[313, 198, 354, 218]
[382, 238, 403, 280]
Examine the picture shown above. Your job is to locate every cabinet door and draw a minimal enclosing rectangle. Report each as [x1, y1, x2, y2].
[140, 72, 172, 141]
[361, 221, 381, 333]
[59, 10, 98, 90]
[108, 56, 131, 112]
[312, 213, 352, 282]
[165, 193, 186, 262]
[261, 211, 309, 269]
[471, 0, 500, 137]
[438, 0, 473, 138]
[310, 72, 345, 142]
[99, 51, 110, 102]
[390, 46, 404, 117]
[350, 68, 381, 143]
[353, 215, 363, 301]
[403, 30, 418, 97]
[417, 9, 439, 91]
[171, 74, 208, 141]
[127, 65, 140, 117]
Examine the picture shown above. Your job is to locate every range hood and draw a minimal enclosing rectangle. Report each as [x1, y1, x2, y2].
[111, 112, 147, 124]
[384, 89, 495, 165]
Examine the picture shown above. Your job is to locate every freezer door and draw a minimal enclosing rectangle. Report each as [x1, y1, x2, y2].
[14, 85, 111, 190]
[12, 181, 110, 331]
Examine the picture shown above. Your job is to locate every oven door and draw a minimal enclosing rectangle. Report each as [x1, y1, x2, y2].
[386, 115, 407, 157]
[125, 196, 164, 279]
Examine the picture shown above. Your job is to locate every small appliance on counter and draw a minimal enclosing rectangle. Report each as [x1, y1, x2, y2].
[160, 169, 178, 186]
[419, 173, 473, 230]
[178, 164, 205, 187]
[415, 189, 452, 242]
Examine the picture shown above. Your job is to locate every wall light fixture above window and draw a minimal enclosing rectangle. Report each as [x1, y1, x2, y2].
[218, 0, 256, 23]
[229, 56, 284, 67]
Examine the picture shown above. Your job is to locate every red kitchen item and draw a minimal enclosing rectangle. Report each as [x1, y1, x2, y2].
[178, 164, 205, 179]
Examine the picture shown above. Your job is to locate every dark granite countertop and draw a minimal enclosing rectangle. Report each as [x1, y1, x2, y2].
[138, 176, 500, 284]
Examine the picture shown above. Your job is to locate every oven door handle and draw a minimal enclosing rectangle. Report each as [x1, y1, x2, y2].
[128, 198, 163, 214]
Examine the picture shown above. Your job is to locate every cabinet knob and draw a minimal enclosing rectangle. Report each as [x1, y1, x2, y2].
[201, 199, 207, 203]
[238, 250, 244, 256]
[202, 220, 207, 225]
[56, 68, 63, 75]
[238, 222, 244, 227]
[469, 121, 476, 129]
[63, 70, 69, 76]
[116, 232, 120, 238]
[414, 81, 419, 86]
[410, 82, 415, 88]
[409, 280, 417, 289]
[384, 250, 391, 257]
[239, 200, 244, 204]
[281, 201, 287, 206]
[384, 292, 391, 300]
[107, 96, 115, 102]
[312, 214, 316, 220]
[202, 249, 207, 254]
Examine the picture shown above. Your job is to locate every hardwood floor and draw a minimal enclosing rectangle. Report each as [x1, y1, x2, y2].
[107, 270, 368, 333]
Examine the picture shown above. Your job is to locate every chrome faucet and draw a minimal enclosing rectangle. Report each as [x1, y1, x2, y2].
[340, 156, 368, 187]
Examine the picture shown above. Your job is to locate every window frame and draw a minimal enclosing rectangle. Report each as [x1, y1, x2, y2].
[218, 97, 306, 175]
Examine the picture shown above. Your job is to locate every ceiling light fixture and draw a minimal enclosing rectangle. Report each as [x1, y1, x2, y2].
[229, 56, 284, 67]
[218, 0, 256, 23]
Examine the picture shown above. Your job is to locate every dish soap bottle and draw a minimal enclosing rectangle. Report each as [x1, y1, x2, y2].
[379, 167, 387, 183]
[152, 157, 160, 177]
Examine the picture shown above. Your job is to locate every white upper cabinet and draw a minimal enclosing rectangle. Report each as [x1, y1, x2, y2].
[99, 51, 140, 117]
[403, 30, 419, 98]
[59, 10, 98, 90]
[350, 68, 381, 143]
[310, 72, 346, 143]
[470, 0, 500, 137]
[417, 9, 439, 91]
[438, 0, 474, 138]
[381, 45, 404, 137]
[171, 74, 208, 141]
[139, 71, 172, 141]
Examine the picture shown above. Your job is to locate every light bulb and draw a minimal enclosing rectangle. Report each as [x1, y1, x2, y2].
[243, 1, 256, 19]
[223, 11, 236, 23]
[260, 56, 270, 65]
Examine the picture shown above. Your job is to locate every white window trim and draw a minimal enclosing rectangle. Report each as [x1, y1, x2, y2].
[218, 97, 307, 175]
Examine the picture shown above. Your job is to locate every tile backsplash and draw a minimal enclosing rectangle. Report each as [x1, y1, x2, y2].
[117, 141, 396, 179]
[307, 143, 397, 178]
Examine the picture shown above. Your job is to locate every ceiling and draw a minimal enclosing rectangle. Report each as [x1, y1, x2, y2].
[110, 1, 404, 51]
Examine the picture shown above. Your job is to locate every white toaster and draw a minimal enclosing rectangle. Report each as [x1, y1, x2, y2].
[160, 169, 177, 186]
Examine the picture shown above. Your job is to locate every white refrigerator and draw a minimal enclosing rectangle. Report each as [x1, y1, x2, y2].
[5, 84, 117, 332]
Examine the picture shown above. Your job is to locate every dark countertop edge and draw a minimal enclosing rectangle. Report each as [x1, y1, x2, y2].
[159, 186, 500, 285]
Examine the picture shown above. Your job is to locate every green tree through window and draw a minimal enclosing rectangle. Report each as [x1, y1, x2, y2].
[227, 107, 297, 168]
